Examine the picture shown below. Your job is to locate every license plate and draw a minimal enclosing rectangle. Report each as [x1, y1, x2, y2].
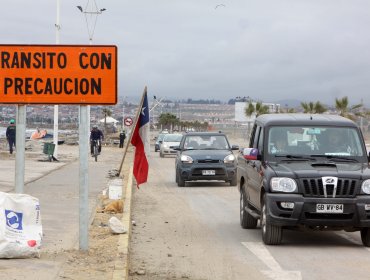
[316, 204, 343, 213]
[202, 170, 215, 176]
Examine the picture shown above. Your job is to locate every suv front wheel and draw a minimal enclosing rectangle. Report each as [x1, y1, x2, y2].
[361, 228, 370, 247]
[240, 187, 258, 229]
[176, 169, 185, 187]
[261, 194, 282, 245]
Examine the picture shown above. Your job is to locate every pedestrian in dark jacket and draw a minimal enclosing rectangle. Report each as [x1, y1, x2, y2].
[6, 119, 16, 154]
[119, 130, 126, 148]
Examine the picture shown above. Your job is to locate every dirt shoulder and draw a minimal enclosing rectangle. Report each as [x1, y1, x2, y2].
[57, 146, 134, 280]
[0, 139, 133, 280]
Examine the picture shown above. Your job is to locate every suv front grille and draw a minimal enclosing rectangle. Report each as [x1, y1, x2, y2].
[301, 178, 358, 198]
[197, 159, 221, 164]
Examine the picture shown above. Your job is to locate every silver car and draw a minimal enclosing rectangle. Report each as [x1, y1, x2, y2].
[160, 134, 183, 157]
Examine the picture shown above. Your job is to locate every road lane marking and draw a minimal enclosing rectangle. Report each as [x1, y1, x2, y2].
[242, 242, 302, 280]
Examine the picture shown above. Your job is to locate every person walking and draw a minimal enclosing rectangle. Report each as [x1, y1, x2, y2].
[119, 130, 126, 148]
[6, 119, 16, 154]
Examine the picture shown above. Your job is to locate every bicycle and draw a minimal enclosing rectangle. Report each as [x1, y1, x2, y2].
[91, 139, 100, 162]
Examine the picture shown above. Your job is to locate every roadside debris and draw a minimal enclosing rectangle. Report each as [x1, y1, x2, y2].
[0, 192, 42, 258]
[107, 169, 119, 178]
[108, 217, 126, 234]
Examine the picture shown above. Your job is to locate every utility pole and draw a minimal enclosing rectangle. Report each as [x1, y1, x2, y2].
[53, 0, 61, 157]
[77, 0, 106, 251]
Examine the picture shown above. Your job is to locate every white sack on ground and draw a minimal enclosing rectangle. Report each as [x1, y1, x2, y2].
[0, 192, 42, 258]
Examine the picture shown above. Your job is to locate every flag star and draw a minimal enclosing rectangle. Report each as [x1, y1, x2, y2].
[141, 106, 146, 116]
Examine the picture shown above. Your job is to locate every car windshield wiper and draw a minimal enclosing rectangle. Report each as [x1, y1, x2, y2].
[274, 155, 316, 161]
[310, 154, 359, 163]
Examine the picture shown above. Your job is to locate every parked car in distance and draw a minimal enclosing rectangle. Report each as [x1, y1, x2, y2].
[155, 133, 166, 152]
[160, 133, 183, 157]
[175, 131, 239, 187]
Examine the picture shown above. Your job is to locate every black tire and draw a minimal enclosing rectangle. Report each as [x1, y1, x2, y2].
[175, 169, 179, 183]
[230, 174, 237, 186]
[261, 195, 282, 245]
[160, 152, 164, 158]
[177, 173, 185, 187]
[240, 188, 258, 229]
[361, 228, 370, 247]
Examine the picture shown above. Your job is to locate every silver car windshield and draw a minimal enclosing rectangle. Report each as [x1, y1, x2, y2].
[163, 134, 183, 142]
[184, 135, 229, 150]
[268, 126, 365, 157]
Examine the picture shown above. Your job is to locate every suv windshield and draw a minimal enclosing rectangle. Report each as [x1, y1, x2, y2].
[183, 135, 230, 150]
[267, 126, 365, 158]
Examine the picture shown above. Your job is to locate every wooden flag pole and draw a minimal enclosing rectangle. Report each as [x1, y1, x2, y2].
[118, 86, 147, 177]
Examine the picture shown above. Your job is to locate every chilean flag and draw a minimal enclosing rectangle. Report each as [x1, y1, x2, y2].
[131, 91, 150, 187]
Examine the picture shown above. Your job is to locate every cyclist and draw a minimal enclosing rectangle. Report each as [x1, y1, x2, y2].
[90, 125, 104, 156]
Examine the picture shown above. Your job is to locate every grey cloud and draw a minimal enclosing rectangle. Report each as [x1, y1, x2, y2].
[1, 0, 370, 105]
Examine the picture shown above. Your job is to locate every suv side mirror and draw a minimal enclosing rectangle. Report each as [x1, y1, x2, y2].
[231, 145, 239, 150]
[159, 140, 163, 144]
[243, 148, 259, 160]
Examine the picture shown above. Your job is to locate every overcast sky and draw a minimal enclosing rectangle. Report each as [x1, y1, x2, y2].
[1, 0, 370, 106]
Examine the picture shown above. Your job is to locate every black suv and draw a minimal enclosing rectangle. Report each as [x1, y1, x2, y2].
[237, 114, 370, 246]
[175, 132, 239, 187]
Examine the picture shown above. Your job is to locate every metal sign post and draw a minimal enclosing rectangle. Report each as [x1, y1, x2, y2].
[15, 105, 26, 194]
[79, 105, 89, 250]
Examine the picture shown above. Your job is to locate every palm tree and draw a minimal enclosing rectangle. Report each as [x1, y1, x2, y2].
[245, 101, 270, 118]
[280, 107, 296, 113]
[158, 113, 178, 131]
[335, 96, 363, 121]
[301, 101, 327, 114]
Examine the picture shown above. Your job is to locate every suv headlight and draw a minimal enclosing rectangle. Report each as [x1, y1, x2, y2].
[270, 177, 297, 192]
[224, 154, 236, 163]
[362, 179, 370, 194]
[181, 155, 193, 163]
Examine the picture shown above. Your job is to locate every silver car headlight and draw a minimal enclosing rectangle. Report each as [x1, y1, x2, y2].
[362, 179, 370, 194]
[181, 155, 193, 163]
[270, 177, 297, 192]
[224, 154, 236, 163]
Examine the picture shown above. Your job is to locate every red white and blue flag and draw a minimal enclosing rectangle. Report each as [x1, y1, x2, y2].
[131, 91, 150, 187]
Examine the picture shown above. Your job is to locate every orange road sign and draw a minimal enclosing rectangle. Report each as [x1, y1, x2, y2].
[0, 44, 117, 104]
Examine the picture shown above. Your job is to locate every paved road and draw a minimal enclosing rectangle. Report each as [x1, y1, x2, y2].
[129, 148, 370, 280]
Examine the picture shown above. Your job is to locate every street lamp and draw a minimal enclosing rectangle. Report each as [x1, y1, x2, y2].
[76, 0, 106, 252]
[76, 0, 106, 44]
